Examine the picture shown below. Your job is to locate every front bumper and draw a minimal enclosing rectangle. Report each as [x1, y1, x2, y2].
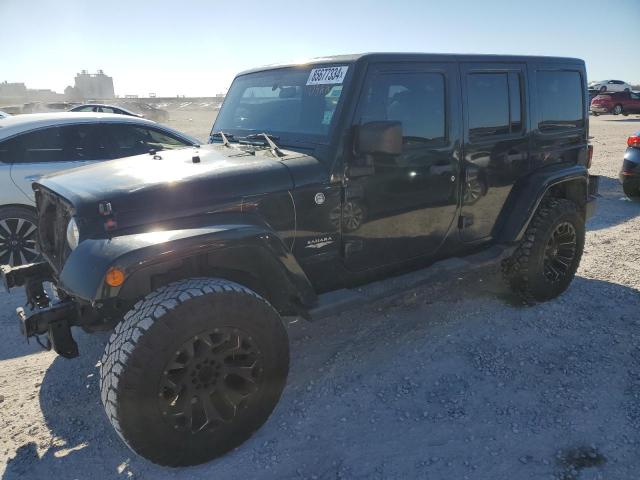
[2, 262, 80, 358]
[590, 106, 610, 114]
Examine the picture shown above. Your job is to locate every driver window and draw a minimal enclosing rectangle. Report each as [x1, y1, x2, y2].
[358, 71, 446, 147]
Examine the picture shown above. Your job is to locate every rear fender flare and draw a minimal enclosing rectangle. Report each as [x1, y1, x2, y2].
[495, 165, 589, 243]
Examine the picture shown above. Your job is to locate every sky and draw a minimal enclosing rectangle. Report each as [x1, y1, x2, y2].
[1, 0, 639, 97]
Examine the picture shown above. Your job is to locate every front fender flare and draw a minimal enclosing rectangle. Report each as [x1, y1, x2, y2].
[58, 224, 316, 314]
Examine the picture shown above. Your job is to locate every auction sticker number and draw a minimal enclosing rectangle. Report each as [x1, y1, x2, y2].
[306, 66, 349, 85]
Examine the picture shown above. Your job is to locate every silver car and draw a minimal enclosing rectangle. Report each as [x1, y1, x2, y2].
[0, 112, 200, 265]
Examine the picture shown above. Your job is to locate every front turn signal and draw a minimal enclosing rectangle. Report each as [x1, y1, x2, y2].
[105, 267, 126, 287]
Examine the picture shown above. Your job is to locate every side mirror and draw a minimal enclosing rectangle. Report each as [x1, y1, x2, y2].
[355, 121, 402, 156]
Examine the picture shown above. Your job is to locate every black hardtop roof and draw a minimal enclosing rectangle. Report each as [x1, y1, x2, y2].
[238, 52, 585, 76]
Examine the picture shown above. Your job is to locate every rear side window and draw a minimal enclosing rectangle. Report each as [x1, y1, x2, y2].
[2, 125, 109, 163]
[0, 137, 19, 163]
[467, 72, 523, 138]
[18, 127, 66, 163]
[536, 71, 584, 132]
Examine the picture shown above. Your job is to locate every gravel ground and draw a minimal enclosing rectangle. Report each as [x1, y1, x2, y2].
[1, 115, 639, 480]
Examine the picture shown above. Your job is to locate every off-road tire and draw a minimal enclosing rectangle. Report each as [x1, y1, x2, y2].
[502, 198, 585, 304]
[99, 278, 289, 466]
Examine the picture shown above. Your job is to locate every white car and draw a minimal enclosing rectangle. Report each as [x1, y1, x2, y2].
[0, 112, 200, 266]
[0, 110, 10, 119]
[589, 80, 633, 93]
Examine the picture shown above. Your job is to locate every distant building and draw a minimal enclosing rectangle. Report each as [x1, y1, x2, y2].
[0, 81, 27, 98]
[73, 69, 115, 99]
[0, 81, 63, 103]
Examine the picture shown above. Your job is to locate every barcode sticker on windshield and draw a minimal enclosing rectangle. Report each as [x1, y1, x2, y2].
[306, 66, 349, 85]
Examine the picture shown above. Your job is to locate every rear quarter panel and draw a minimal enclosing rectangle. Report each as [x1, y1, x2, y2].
[0, 163, 33, 206]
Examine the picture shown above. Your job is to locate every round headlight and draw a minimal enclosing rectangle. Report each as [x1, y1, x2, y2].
[66, 218, 79, 250]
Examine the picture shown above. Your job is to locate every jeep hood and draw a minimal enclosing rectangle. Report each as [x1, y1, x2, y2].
[36, 145, 297, 221]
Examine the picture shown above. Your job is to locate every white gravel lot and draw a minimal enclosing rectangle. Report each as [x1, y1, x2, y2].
[0, 115, 639, 480]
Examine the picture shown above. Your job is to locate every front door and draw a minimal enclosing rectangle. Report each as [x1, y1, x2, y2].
[342, 62, 461, 271]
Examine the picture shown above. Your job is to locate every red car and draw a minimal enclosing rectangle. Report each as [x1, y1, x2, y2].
[591, 91, 640, 116]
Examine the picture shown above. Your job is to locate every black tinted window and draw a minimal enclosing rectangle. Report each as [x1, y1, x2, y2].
[0, 137, 19, 163]
[536, 71, 584, 131]
[19, 127, 66, 162]
[359, 72, 446, 145]
[10, 125, 109, 163]
[467, 73, 509, 137]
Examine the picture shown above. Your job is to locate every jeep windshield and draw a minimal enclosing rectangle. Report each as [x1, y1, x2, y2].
[212, 64, 351, 146]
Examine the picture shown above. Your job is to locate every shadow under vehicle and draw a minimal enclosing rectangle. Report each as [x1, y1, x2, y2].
[2, 53, 598, 467]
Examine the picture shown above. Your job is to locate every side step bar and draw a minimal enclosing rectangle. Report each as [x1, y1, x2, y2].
[308, 245, 513, 321]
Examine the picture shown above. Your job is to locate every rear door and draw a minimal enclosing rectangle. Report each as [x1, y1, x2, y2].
[459, 62, 529, 243]
[342, 61, 461, 270]
[9, 124, 111, 202]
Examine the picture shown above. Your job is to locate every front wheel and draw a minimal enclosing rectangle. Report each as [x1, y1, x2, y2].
[613, 104, 623, 115]
[502, 198, 585, 303]
[100, 278, 289, 466]
[0, 205, 40, 266]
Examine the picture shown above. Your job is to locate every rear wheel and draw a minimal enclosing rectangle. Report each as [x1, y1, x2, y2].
[503, 198, 585, 303]
[100, 278, 289, 466]
[0, 205, 40, 266]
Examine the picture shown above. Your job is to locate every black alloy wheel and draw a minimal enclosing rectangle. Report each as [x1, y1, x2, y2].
[542, 222, 577, 283]
[0, 217, 39, 266]
[159, 327, 264, 433]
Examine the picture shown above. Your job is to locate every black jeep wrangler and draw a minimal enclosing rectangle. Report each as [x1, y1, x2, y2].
[2, 53, 598, 466]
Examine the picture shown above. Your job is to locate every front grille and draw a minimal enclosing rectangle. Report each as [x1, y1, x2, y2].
[35, 188, 72, 273]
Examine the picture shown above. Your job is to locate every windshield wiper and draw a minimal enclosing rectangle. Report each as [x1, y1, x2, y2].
[240, 133, 285, 157]
[210, 131, 235, 147]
